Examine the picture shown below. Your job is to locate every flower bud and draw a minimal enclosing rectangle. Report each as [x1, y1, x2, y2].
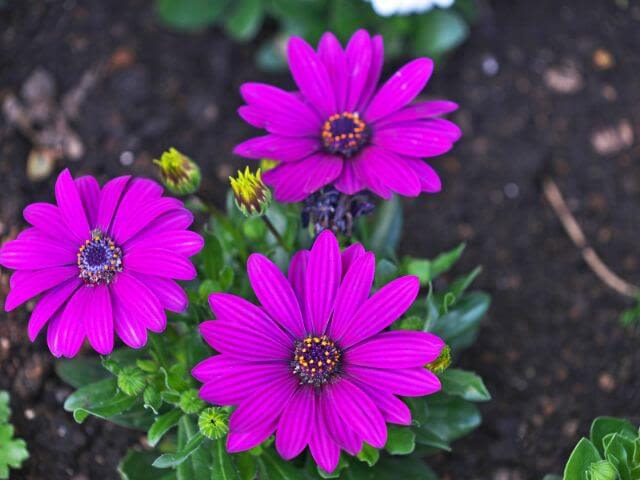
[198, 407, 229, 440]
[426, 344, 451, 374]
[153, 147, 201, 196]
[117, 367, 146, 396]
[230, 167, 272, 217]
[179, 388, 206, 414]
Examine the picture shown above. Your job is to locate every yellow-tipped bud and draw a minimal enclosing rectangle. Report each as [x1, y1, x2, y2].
[230, 167, 272, 217]
[426, 344, 451, 374]
[153, 147, 201, 196]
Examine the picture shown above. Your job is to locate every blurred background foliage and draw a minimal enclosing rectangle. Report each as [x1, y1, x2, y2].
[154, 0, 477, 70]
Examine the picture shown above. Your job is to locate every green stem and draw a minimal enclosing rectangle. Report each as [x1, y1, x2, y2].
[149, 334, 170, 371]
[261, 215, 290, 253]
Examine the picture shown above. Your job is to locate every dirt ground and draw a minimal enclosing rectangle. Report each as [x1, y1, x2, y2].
[2, 0, 640, 478]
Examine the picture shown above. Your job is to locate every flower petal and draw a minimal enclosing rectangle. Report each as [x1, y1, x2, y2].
[262, 158, 320, 202]
[344, 30, 373, 112]
[328, 252, 374, 340]
[227, 422, 277, 453]
[346, 331, 444, 368]
[309, 411, 341, 474]
[135, 209, 194, 237]
[237, 105, 267, 129]
[354, 146, 421, 197]
[96, 176, 131, 232]
[124, 248, 196, 280]
[333, 161, 365, 195]
[319, 391, 361, 455]
[84, 285, 114, 355]
[125, 230, 204, 257]
[276, 387, 315, 459]
[27, 277, 82, 341]
[355, 382, 412, 425]
[318, 32, 348, 111]
[111, 197, 182, 245]
[4, 266, 78, 312]
[55, 169, 91, 241]
[75, 176, 100, 227]
[110, 271, 166, 333]
[365, 58, 434, 123]
[374, 101, 459, 128]
[288, 36, 337, 118]
[341, 243, 365, 275]
[23, 203, 77, 248]
[247, 254, 306, 338]
[327, 379, 387, 448]
[373, 123, 458, 158]
[338, 275, 419, 348]
[47, 286, 88, 358]
[404, 158, 442, 193]
[346, 365, 441, 396]
[112, 290, 148, 349]
[134, 273, 188, 313]
[234, 135, 320, 162]
[0, 237, 76, 270]
[305, 230, 341, 334]
[303, 153, 344, 194]
[287, 250, 309, 317]
[356, 34, 384, 110]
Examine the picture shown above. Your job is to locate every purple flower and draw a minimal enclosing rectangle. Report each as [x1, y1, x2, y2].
[234, 29, 461, 202]
[193, 230, 444, 473]
[0, 169, 203, 357]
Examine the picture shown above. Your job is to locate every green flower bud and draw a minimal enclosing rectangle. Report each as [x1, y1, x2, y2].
[198, 407, 229, 440]
[179, 389, 206, 414]
[117, 367, 146, 396]
[426, 344, 451, 374]
[587, 460, 617, 480]
[230, 167, 272, 217]
[153, 147, 201, 196]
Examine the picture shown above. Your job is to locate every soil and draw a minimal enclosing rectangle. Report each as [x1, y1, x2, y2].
[2, 0, 640, 479]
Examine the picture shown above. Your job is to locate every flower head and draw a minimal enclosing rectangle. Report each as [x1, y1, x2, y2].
[230, 167, 272, 217]
[153, 147, 201, 196]
[193, 230, 444, 473]
[0, 169, 204, 357]
[234, 29, 461, 202]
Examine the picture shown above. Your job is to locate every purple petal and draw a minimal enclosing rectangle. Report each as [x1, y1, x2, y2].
[192, 354, 236, 382]
[319, 391, 361, 455]
[276, 387, 315, 459]
[303, 153, 343, 194]
[135, 209, 194, 237]
[112, 290, 148, 349]
[309, 408, 340, 473]
[354, 146, 421, 197]
[237, 105, 267, 128]
[373, 123, 458, 158]
[328, 252, 374, 340]
[318, 32, 348, 111]
[287, 250, 309, 320]
[356, 34, 384, 110]
[23, 203, 77, 248]
[208, 292, 293, 346]
[262, 158, 319, 202]
[47, 286, 87, 358]
[287, 36, 336, 118]
[364, 58, 434, 123]
[55, 169, 91, 242]
[125, 230, 204, 257]
[111, 271, 166, 333]
[84, 285, 114, 355]
[341, 243, 365, 275]
[75, 176, 100, 227]
[234, 135, 320, 162]
[199, 320, 292, 361]
[344, 30, 373, 112]
[346, 331, 444, 368]
[124, 248, 196, 280]
[229, 375, 298, 433]
[240, 83, 322, 136]
[247, 254, 306, 338]
[27, 277, 82, 341]
[346, 365, 441, 396]
[355, 382, 412, 425]
[374, 101, 459, 128]
[338, 275, 420, 348]
[404, 158, 442, 193]
[111, 197, 182, 245]
[327, 379, 387, 448]
[305, 230, 341, 334]
[227, 422, 276, 453]
[96, 176, 131, 232]
[134, 273, 188, 313]
[0, 236, 76, 270]
[333, 161, 365, 195]
[352, 149, 392, 199]
[4, 266, 77, 312]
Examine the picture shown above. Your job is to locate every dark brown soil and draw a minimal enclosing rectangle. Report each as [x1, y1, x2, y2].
[2, 0, 640, 478]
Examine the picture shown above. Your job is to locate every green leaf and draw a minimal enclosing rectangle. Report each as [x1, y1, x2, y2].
[234, 452, 257, 480]
[368, 195, 402, 258]
[404, 243, 466, 285]
[63, 378, 138, 424]
[431, 292, 490, 352]
[0, 392, 28, 480]
[440, 369, 491, 402]
[56, 357, 110, 388]
[201, 233, 224, 281]
[152, 432, 204, 468]
[225, 0, 264, 40]
[420, 394, 482, 444]
[211, 437, 240, 479]
[256, 448, 307, 480]
[563, 438, 602, 480]
[375, 259, 399, 288]
[385, 426, 416, 455]
[117, 367, 147, 396]
[344, 455, 437, 480]
[148, 410, 183, 448]
[0, 392, 9, 424]
[413, 9, 469, 57]
[155, 0, 227, 31]
[590, 417, 637, 456]
[441, 266, 482, 307]
[143, 386, 163, 414]
[118, 450, 177, 480]
[181, 416, 211, 479]
[356, 443, 380, 467]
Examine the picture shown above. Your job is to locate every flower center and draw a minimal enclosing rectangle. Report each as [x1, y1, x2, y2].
[77, 229, 123, 286]
[321, 112, 370, 157]
[292, 335, 342, 386]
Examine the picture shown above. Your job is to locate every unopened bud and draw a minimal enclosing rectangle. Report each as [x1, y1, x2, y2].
[154, 147, 201, 196]
[426, 344, 451, 374]
[198, 407, 229, 440]
[230, 167, 271, 217]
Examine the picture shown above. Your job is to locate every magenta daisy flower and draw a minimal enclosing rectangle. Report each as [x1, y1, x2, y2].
[234, 29, 461, 202]
[193, 230, 444, 473]
[0, 169, 203, 357]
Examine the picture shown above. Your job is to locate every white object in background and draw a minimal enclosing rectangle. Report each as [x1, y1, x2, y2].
[369, 0, 455, 17]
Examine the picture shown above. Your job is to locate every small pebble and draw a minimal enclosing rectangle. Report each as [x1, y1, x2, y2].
[504, 182, 520, 199]
[119, 150, 134, 166]
[482, 55, 500, 76]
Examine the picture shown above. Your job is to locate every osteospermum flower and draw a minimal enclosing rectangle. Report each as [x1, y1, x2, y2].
[234, 29, 461, 202]
[0, 169, 203, 357]
[192, 230, 444, 473]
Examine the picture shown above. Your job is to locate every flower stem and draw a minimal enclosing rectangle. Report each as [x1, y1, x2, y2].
[261, 215, 290, 252]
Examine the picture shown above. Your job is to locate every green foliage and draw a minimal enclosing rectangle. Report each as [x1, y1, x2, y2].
[0, 391, 29, 479]
[555, 416, 640, 480]
[154, 0, 474, 68]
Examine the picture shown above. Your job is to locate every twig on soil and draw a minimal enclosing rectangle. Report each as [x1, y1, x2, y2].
[543, 176, 640, 298]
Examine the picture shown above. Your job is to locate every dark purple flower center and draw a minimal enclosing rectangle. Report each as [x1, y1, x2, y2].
[292, 335, 342, 386]
[77, 229, 123, 286]
[321, 112, 370, 158]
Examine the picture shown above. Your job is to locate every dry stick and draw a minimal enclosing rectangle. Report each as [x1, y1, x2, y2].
[542, 176, 640, 298]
